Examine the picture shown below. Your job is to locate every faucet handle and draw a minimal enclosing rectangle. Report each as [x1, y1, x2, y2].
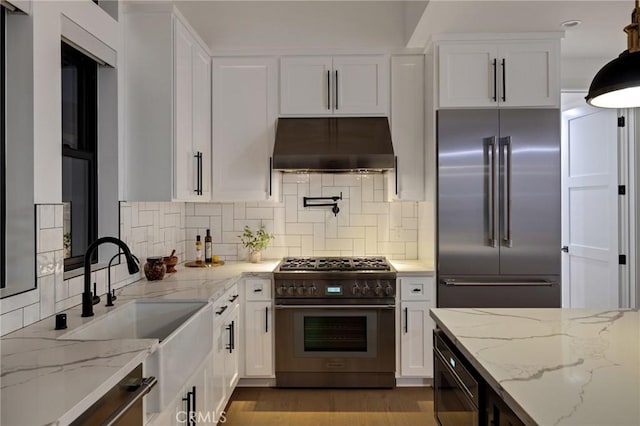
[92, 283, 100, 305]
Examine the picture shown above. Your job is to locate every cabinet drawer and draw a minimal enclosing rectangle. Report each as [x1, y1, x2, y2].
[399, 277, 434, 301]
[245, 278, 272, 301]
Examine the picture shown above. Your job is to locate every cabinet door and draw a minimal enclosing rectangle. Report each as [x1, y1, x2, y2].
[438, 43, 498, 108]
[192, 43, 212, 200]
[280, 56, 333, 115]
[333, 55, 389, 115]
[498, 41, 559, 108]
[211, 317, 226, 418]
[174, 18, 196, 201]
[224, 304, 240, 394]
[390, 55, 424, 201]
[244, 301, 274, 376]
[212, 57, 278, 201]
[400, 301, 434, 377]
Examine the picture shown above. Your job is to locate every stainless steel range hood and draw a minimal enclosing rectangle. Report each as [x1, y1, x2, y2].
[272, 117, 395, 172]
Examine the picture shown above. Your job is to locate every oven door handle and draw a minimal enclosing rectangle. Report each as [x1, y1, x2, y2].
[274, 304, 396, 310]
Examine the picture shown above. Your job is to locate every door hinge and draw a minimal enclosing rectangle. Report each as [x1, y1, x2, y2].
[619, 255, 627, 265]
[619, 185, 626, 195]
[618, 116, 626, 127]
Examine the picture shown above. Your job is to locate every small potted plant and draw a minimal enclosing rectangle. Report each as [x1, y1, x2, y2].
[238, 224, 274, 263]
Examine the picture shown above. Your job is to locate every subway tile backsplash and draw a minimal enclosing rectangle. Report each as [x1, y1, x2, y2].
[2, 175, 419, 335]
[185, 173, 418, 262]
[1, 202, 186, 336]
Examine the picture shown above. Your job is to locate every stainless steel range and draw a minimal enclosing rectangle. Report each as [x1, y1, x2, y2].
[274, 256, 397, 388]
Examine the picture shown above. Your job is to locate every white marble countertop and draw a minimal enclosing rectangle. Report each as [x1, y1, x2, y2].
[388, 259, 434, 275]
[0, 260, 278, 426]
[430, 308, 640, 426]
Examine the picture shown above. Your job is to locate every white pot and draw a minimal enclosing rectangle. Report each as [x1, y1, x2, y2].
[250, 251, 261, 263]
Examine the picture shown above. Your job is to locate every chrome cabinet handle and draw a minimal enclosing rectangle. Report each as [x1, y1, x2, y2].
[501, 137, 513, 247]
[102, 377, 157, 426]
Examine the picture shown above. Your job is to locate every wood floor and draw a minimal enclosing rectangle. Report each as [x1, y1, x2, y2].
[221, 387, 437, 426]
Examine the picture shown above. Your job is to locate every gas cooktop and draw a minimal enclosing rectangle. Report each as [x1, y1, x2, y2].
[278, 256, 392, 272]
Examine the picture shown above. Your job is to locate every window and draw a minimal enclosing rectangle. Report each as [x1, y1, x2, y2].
[1, 6, 6, 287]
[61, 42, 98, 271]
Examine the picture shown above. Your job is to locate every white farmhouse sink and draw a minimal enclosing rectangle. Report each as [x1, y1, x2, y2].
[59, 300, 214, 413]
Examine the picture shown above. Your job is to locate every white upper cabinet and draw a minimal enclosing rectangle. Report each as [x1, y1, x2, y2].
[390, 55, 424, 201]
[280, 55, 389, 116]
[124, 8, 211, 202]
[437, 37, 560, 108]
[211, 57, 279, 201]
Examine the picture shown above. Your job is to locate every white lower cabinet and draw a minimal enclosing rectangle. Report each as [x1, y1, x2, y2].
[243, 278, 275, 378]
[398, 276, 436, 379]
[212, 285, 240, 419]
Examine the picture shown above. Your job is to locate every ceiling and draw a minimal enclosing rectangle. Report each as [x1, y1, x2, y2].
[175, 0, 634, 60]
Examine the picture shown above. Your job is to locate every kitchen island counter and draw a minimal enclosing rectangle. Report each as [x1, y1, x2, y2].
[0, 260, 278, 426]
[430, 308, 640, 426]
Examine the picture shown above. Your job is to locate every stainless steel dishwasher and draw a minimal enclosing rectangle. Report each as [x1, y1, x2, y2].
[71, 364, 157, 426]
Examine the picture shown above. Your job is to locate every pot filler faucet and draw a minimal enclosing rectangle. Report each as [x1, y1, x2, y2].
[82, 237, 140, 317]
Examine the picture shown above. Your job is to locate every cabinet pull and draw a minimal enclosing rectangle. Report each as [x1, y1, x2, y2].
[254, 288, 263, 293]
[229, 294, 239, 303]
[269, 156, 273, 197]
[327, 70, 331, 111]
[216, 305, 227, 315]
[394, 156, 399, 196]
[412, 288, 421, 293]
[183, 390, 192, 426]
[501, 58, 506, 102]
[231, 320, 235, 351]
[191, 386, 196, 424]
[193, 152, 201, 195]
[335, 70, 339, 110]
[404, 307, 408, 333]
[226, 322, 233, 353]
[492, 59, 497, 102]
[265, 306, 269, 333]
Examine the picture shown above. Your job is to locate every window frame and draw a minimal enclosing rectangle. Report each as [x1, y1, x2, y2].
[61, 41, 98, 272]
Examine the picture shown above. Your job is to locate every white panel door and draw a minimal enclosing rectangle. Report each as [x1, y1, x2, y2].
[173, 19, 195, 201]
[390, 55, 424, 201]
[333, 55, 389, 115]
[212, 57, 278, 201]
[400, 301, 434, 377]
[499, 41, 559, 108]
[224, 304, 240, 392]
[280, 56, 333, 115]
[438, 43, 498, 108]
[244, 301, 274, 376]
[562, 106, 619, 308]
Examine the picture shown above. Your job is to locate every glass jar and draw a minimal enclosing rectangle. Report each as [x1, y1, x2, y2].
[144, 257, 166, 281]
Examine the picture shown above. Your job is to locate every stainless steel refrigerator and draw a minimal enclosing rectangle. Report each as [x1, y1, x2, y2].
[437, 109, 561, 308]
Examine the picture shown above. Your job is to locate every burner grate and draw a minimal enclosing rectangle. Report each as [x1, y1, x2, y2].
[279, 256, 391, 272]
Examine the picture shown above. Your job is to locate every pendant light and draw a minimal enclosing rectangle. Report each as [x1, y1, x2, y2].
[586, 0, 640, 108]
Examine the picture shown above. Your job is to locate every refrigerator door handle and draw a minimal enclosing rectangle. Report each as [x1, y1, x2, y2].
[486, 137, 497, 247]
[500, 136, 513, 248]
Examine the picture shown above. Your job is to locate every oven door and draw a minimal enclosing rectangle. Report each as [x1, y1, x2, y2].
[275, 305, 395, 374]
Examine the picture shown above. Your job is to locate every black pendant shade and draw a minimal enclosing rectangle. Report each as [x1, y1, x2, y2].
[586, 0, 640, 108]
[586, 50, 640, 108]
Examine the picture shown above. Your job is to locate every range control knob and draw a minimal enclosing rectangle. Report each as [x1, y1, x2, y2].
[351, 283, 361, 296]
[385, 284, 394, 297]
[361, 283, 370, 296]
[307, 283, 317, 295]
[296, 285, 306, 296]
[276, 285, 286, 296]
[287, 285, 295, 296]
[374, 283, 383, 296]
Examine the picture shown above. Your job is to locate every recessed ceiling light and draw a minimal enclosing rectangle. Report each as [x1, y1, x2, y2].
[561, 20, 582, 29]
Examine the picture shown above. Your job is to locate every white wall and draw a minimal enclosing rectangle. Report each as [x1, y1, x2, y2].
[176, 1, 406, 52]
[561, 56, 611, 92]
[32, 0, 119, 203]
